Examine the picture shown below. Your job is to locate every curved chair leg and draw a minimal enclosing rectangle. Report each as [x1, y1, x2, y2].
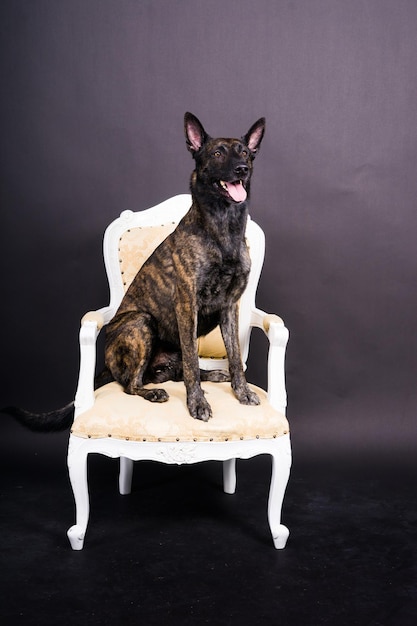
[268, 442, 291, 549]
[67, 437, 90, 550]
[223, 458, 237, 494]
[119, 456, 134, 495]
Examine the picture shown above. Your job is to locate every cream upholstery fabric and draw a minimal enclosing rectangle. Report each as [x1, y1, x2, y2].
[119, 224, 177, 290]
[262, 313, 284, 332]
[197, 326, 227, 359]
[81, 310, 105, 330]
[71, 381, 289, 443]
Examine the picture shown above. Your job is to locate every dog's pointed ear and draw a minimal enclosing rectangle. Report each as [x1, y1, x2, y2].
[243, 118, 266, 155]
[184, 112, 209, 153]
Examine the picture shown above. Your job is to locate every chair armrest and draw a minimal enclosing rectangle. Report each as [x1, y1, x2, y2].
[73, 306, 115, 418]
[81, 305, 116, 329]
[250, 308, 289, 415]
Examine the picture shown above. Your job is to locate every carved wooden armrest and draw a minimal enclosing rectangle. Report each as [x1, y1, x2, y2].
[250, 308, 289, 415]
[74, 306, 115, 418]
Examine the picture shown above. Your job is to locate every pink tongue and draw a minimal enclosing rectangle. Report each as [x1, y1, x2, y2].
[225, 181, 247, 203]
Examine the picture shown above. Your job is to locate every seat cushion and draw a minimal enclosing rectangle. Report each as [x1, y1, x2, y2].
[71, 381, 289, 443]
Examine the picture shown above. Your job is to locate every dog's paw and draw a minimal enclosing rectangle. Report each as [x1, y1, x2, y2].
[142, 388, 169, 403]
[200, 369, 231, 383]
[234, 386, 261, 406]
[188, 395, 213, 422]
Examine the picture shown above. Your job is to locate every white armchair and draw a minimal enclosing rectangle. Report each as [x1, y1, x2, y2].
[67, 194, 291, 550]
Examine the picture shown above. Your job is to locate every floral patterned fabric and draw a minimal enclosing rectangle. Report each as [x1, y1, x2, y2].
[71, 381, 289, 443]
[119, 224, 177, 290]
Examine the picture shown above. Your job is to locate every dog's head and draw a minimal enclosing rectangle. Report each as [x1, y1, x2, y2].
[184, 113, 265, 205]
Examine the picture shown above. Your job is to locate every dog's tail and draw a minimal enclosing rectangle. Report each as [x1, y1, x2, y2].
[2, 368, 115, 433]
[1, 402, 75, 432]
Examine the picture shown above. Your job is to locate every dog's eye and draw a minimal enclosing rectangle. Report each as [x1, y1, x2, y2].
[241, 150, 248, 157]
[213, 150, 221, 158]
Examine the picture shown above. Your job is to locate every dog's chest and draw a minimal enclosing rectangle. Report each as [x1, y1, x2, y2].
[197, 249, 250, 309]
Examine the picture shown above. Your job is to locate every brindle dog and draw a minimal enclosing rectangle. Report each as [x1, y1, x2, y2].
[105, 113, 265, 421]
[3, 113, 265, 429]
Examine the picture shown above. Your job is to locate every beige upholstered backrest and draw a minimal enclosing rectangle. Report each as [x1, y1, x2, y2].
[118, 224, 177, 291]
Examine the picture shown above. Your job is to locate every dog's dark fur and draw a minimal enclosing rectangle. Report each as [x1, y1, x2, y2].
[3, 112, 265, 429]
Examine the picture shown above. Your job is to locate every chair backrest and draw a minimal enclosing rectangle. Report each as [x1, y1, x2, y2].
[102, 194, 265, 368]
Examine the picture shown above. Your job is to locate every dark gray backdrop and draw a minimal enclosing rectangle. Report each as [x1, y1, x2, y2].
[1, 0, 416, 461]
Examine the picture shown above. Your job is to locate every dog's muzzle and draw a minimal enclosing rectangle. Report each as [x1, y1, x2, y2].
[218, 164, 249, 203]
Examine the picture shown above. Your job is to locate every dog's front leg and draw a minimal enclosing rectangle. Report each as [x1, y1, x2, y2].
[220, 304, 260, 406]
[175, 291, 213, 422]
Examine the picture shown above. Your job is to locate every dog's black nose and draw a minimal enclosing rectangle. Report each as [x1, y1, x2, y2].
[234, 164, 249, 177]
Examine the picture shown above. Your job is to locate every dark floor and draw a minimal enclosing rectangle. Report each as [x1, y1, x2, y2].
[1, 423, 416, 625]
